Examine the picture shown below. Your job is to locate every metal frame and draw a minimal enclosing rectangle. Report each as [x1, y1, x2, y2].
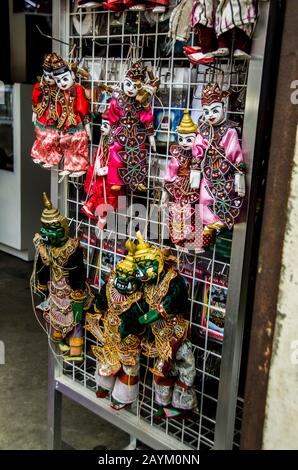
[214, 1, 270, 449]
[47, 0, 270, 450]
[241, 0, 297, 449]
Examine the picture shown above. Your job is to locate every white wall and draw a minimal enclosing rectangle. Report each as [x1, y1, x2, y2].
[263, 125, 298, 449]
[0, 84, 50, 260]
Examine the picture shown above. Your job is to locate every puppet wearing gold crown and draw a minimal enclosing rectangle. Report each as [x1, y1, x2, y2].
[161, 109, 203, 251]
[85, 240, 148, 410]
[31, 53, 91, 178]
[192, 83, 246, 242]
[134, 231, 197, 418]
[32, 193, 93, 361]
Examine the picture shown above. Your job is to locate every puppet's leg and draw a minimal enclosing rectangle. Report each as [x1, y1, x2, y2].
[61, 128, 89, 176]
[111, 361, 140, 410]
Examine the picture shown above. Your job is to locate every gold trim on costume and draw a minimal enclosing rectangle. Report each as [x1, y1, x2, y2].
[143, 268, 177, 310]
[106, 271, 142, 316]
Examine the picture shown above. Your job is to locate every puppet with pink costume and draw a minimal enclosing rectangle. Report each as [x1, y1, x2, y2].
[161, 109, 203, 252]
[81, 108, 123, 229]
[192, 83, 246, 243]
[107, 61, 156, 192]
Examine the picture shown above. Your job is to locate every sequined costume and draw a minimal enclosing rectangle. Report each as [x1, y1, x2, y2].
[82, 135, 120, 222]
[31, 53, 90, 173]
[85, 242, 147, 408]
[135, 232, 197, 413]
[33, 193, 93, 360]
[107, 62, 155, 191]
[193, 120, 244, 229]
[163, 109, 203, 251]
[165, 145, 202, 250]
[192, 83, 245, 230]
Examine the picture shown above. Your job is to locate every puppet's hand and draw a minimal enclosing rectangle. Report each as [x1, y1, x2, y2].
[161, 190, 169, 208]
[234, 172, 245, 197]
[190, 169, 201, 189]
[85, 123, 92, 141]
[96, 165, 108, 177]
[32, 112, 37, 124]
[149, 135, 156, 152]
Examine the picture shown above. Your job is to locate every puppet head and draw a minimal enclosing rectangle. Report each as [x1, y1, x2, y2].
[39, 192, 69, 246]
[114, 240, 138, 294]
[201, 83, 229, 126]
[176, 109, 198, 149]
[42, 53, 55, 86]
[52, 54, 75, 90]
[100, 108, 111, 136]
[134, 231, 164, 282]
[123, 61, 147, 98]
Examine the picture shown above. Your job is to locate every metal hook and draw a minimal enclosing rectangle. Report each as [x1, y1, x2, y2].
[93, 39, 132, 47]
[206, 258, 213, 273]
[36, 25, 72, 48]
[220, 263, 227, 276]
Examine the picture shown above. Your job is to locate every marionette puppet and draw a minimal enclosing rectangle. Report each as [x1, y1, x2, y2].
[85, 241, 148, 410]
[192, 83, 245, 245]
[31, 53, 60, 167]
[51, 54, 91, 178]
[134, 231, 197, 419]
[81, 108, 123, 228]
[184, 0, 258, 64]
[32, 193, 93, 361]
[31, 53, 91, 176]
[107, 61, 156, 193]
[161, 109, 203, 252]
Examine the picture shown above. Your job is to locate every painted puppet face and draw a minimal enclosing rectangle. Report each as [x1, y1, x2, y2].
[54, 70, 75, 90]
[202, 102, 224, 126]
[177, 132, 196, 150]
[135, 259, 160, 283]
[100, 119, 111, 136]
[40, 225, 66, 247]
[114, 266, 138, 294]
[123, 77, 138, 98]
[43, 69, 55, 86]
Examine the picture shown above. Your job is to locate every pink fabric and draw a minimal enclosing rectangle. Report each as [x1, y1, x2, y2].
[31, 126, 62, 165]
[192, 134, 209, 159]
[220, 127, 243, 164]
[107, 96, 154, 187]
[164, 156, 179, 182]
[60, 129, 89, 172]
[108, 138, 126, 186]
[192, 128, 244, 226]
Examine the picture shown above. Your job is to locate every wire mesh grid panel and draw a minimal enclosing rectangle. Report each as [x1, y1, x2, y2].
[59, 0, 253, 450]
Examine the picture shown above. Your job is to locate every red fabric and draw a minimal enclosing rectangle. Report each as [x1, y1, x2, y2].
[197, 24, 217, 53]
[60, 128, 89, 171]
[32, 82, 43, 108]
[58, 84, 90, 130]
[83, 164, 121, 218]
[71, 84, 91, 126]
[31, 126, 62, 165]
[32, 82, 58, 126]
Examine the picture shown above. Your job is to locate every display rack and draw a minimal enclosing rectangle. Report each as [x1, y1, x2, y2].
[48, 0, 269, 450]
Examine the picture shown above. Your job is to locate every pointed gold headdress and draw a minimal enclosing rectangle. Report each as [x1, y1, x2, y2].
[134, 231, 164, 275]
[176, 109, 198, 134]
[41, 193, 68, 234]
[116, 240, 137, 274]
